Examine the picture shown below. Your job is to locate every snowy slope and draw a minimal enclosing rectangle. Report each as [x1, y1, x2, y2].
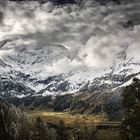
[0, 0, 140, 98]
[0, 37, 140, 97]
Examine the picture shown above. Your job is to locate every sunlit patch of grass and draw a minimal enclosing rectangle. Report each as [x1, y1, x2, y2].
[26, 110, 106, 126]
[27, 110, 122, 139]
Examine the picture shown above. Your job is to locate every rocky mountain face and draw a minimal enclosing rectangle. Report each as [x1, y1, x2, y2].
[0, 0, 140, 101]
[0, 38, 139, 99]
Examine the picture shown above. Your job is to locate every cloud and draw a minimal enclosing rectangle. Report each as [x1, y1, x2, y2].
[0, 0, 140, 75]
[79, 35, 121, 68]
[45, 57, 82, 75]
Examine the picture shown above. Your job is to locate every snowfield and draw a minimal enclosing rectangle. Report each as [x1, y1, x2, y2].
[0, 0, 140, 97]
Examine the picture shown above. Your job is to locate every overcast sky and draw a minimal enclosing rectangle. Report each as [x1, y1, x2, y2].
[0, 0, 140, 75]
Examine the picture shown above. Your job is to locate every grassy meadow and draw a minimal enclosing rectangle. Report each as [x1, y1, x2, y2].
[26, 110, 107, 125]
[26, 110, 122, 140]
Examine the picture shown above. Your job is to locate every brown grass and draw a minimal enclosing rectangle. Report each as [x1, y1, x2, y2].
[26, 110, 107, 126]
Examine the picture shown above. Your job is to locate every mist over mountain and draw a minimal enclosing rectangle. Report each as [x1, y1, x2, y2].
[0, 0, 140, 99]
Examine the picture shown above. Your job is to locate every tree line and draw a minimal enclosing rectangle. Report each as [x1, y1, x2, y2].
[1, 77, 140, 140]
[0, 98, 121, 140]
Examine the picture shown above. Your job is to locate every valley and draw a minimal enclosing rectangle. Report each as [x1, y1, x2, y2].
[26, 110, 107, 125]
[0, 0, 140, 139]
[26, 110, 122, 140]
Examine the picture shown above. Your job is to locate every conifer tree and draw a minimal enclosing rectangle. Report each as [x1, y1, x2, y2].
[121, 78, 140, 140]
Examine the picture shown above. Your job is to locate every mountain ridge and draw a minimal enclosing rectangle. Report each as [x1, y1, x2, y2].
[0, 37, 140, 99]
[0, 0, 140, 100]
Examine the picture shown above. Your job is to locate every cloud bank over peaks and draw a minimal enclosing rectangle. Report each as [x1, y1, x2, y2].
[0, 0, 140, 75]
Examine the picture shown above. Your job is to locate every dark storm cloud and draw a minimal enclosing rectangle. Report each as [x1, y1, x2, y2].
[0, 0, 140, 74]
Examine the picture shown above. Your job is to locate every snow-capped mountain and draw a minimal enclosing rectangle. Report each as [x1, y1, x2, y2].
[0, 0, 140, 98]
[0, 37, 140, 98]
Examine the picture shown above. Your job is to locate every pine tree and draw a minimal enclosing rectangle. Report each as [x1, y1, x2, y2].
[121, 78, 140, 140]
[56, 120, 68, 140]
[35, 117, 48, 140]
